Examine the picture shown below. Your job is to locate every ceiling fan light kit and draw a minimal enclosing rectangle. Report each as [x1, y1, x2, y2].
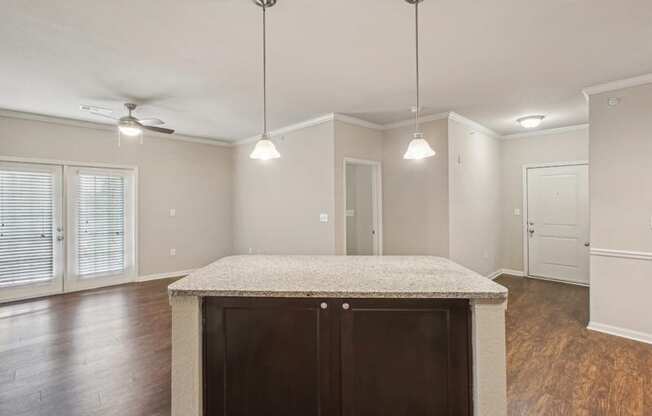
[250, 0, 281, 160]
[81, 102, 175, 146]
[403, 0, 436, 160]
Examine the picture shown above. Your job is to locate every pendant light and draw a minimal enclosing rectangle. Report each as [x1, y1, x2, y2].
[403, 0, 436, 160]
[250, 0, 281, 160]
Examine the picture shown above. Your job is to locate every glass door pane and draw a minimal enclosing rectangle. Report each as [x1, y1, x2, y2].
[65, 166, 136, 292]
[0, 162, 63, 302]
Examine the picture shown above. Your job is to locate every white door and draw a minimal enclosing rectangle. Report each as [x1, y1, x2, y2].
[527, 164, 589, 285]
[0, 162, 64, 302]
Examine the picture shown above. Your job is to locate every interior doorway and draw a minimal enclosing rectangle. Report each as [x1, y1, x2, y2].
[523, 162, 589, 285]
[343, 159, 382, 256]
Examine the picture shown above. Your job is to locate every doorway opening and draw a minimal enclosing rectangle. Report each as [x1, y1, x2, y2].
[522, 161, 589, 286]
[343, 158, 382, 256]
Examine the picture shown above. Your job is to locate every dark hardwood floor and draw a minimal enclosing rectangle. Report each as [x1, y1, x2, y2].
[1, 275, 650, 415]
[0, 279, 177, 416]
[497, 275, 652, 416]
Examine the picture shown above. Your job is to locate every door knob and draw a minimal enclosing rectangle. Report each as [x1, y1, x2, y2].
[528, 226, 535, 235]
[320, 302, 328, 310]
[584, 242, 591, 247]
[342, 302, 350, 310]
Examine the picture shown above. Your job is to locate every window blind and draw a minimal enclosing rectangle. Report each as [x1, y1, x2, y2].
[0, 169, 55, 286]
[77, 173, 126, 277]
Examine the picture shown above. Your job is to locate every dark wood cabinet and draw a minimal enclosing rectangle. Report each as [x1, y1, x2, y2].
[204, 298, 471, 416]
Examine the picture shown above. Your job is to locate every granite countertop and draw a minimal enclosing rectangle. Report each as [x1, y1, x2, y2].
[168, 255, 507, 300]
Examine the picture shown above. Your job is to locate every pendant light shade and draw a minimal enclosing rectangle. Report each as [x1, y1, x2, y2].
[250, 0, 281, 160]
[404, 132, 436, 160]
[250, 135, 281, 160]
[403, 0, 436, 160]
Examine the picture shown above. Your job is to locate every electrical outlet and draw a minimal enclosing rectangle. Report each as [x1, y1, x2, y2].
[248, 248, 253, 254]
[320, 213, 329, 223]
[170, 248, 176, 256]
[514, 208, 521, 216]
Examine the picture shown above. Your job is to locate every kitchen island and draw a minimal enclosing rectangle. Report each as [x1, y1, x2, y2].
[168, 255, 508, 416]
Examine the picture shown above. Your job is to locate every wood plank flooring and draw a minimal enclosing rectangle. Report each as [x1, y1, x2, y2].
[497, 275, 652, 416]
[0, 275, 650, 415]
[0, 279, 176, 416]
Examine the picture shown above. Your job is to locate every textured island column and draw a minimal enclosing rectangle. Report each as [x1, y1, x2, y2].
[170, 295, 202, 416]
[471, 298, 508, 416]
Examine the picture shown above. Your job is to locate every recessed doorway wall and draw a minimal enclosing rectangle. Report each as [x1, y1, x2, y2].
[343, 159, 382, 256]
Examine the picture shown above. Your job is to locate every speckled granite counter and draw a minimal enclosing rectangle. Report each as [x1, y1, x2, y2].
[168, 255, 507, 300]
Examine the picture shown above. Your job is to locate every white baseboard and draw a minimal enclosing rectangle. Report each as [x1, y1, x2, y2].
[137, 269, 194, 282]
[485, 270, 502, 280]
[486, 269, 525, 280]
[501, 269, 524, 277]
[587, 321, 652, 346]
[526, 274, 589, 287]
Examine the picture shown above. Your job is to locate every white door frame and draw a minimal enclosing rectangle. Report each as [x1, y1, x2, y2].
[521, 161, 589, 283]
[343, 158, 383, 255]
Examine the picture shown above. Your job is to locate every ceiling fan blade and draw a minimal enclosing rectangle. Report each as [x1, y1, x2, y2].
[80, 104, 117, 120]
[137, 118, 165, 126]
[143, 125, 175, 134]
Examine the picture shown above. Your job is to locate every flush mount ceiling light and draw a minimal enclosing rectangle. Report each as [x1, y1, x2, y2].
[517, 115, 545, 129]
[403, 0, 436, 161]
[250, 0, 281, 160]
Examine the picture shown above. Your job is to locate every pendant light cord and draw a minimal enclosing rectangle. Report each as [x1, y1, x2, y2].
[262, 4, 268, 137]
[414, 1, 420, 134]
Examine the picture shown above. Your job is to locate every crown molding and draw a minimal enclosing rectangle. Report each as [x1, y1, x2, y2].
[501, 123, 589, 140]
[333, 113, 384, 130]
[582, 73, 652, 98]
[381, 111, 450, 130]
[234, 113, 337, 145]
[448, 112, 500, 138]
[0, 109, 232, 147]
[234, 111, 501, 143]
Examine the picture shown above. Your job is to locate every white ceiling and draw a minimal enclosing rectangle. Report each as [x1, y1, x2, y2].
[2, 0, 652, 141]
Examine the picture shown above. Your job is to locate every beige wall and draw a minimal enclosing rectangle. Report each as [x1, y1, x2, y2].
[589, 83, 652, 341]
[333, 120, 383, 254]
[0, 115, 233, 276]
[448, 120, 502, 276]
[500, 127, 589, 272]
[232, 121, 336, 255]
[382, 119, 449, 256]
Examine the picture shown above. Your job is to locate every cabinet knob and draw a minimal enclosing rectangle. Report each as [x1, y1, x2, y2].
[342, 302, 350, 310]
[320, 302, 328, 310]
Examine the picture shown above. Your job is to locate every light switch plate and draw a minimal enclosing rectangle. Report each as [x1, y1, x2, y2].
[170, 248, 176, 256]
[320, 213, 329, 223]
[169, 208, 176, 217]
[514, 208, 521, 216]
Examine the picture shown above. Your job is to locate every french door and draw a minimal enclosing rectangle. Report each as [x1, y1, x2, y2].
[0, 160, 136, 302]
[0, 162, 64, 301]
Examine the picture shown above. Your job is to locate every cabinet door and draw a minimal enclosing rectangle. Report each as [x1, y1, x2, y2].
[339, 299, 471, 416]
[204, 298, 334, 416]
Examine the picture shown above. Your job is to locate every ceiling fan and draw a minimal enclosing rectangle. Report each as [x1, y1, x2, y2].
[80, 103, 175, 143]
